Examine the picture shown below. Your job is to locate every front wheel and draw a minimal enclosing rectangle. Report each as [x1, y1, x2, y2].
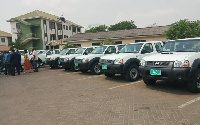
[125, 65, 139, 82]
[91, 63, 101, 75]
[143, 77, 156, 85]
[187, 70, 200, 93]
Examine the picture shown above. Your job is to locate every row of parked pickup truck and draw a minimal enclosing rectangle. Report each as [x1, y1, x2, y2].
[45, 37, 200, 93]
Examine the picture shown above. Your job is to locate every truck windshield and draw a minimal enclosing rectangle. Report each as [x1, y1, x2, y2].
[119, 43, 143, 53]
[160, 39, 200, 52]
[91, 46, 107, 54]
[60, 49, 69, 55]
[75, 48, 86, 54]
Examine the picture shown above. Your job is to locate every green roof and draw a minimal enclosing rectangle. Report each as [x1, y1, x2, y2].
[0, 30, 11, 37]
[8, 10, 82, 27]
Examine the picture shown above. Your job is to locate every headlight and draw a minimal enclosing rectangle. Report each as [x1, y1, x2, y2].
[82, 58, 89, 63]
[114, 58, 123, 64]
[64, 58, 69, 61]
[139, 59, 146, 66]
[174, 60, 189, 67]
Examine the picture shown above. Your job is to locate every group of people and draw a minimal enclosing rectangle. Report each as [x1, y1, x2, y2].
[0, 48, 38, 76]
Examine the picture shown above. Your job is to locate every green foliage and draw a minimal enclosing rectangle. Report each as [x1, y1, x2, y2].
[164, 19, 200, 40]
[85, 20, 137, 33]
[85, 25, 108, 33]
[9, 39, 27, 50]
[108, 20, 137, 31]
[63, 43, 76, 49]
[100, 38, 115, 46]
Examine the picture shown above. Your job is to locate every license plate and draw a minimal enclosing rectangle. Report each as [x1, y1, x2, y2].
[102, 65, 107, 69]
[150, 69, 161, 75]
[75, 63, 78, 66]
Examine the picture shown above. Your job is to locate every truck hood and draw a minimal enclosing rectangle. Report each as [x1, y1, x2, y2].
[101, 53, 138, 60]
[143, 52, 197, 61]
[60, 54, 79, 59]
[46, 54, 60, 59]
[75, 54, 102, 60]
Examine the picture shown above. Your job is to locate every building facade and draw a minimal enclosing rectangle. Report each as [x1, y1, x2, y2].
[7, 10, 83, 50]
[0, 30, 12, 51]
[66, 26, 169, 47]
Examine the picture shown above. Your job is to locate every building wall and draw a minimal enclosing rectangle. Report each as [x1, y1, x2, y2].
[68, 35, 167, 47]
[10, 21, 18, 42]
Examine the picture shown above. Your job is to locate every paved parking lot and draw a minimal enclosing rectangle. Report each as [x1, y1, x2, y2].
[0, 66, 200, 125]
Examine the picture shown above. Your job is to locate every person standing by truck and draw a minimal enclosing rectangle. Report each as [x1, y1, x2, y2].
[32, 48, 38, 72]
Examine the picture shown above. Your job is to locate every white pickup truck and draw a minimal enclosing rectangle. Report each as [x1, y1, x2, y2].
[139, 38, 200, 93]
[59, 47, 96, 71]
[99, 41, 163, 81]
[74, 45, 124, 75]
[45, 48, 77, 68]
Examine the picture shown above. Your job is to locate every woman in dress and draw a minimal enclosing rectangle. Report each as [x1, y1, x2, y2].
[23, 49, 33, 73]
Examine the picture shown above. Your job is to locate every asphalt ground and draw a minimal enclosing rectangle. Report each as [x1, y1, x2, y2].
[0, 66, 200, 125]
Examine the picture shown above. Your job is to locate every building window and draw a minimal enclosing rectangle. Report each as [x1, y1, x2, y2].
[50, 34, 56, 40]
[115, 41, 122, 44]
[135, 40, 146, 43]
[17, 34, 22, 40]
[57, 24, 62, 30]
[16, 23, 20, 30]
[58, 35, 63, 40]
[92, 43, 100, 46]
[44, 33, 47, 37]
[64, 35, 68, 38]
[66, 26, 68, 30]
[77, 28, 81, 32]
[69, 26, 71, 30]
[63, 25, 65, 30]
[43, 20, 46, 24]
[1, 38, 5, 42]
[49, 22, 55, 29]
[73, 27, 76, 33]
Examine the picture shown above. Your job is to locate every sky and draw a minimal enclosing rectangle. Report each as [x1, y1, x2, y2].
[1, 0, 200, 33]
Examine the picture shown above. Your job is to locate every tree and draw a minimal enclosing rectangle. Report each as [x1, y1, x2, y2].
[63, 42, 76, 49]
[100, 38, 115, 46]
[9, 39, 26, 50]
[108, 20, 137, 31]
[85, 24, 108, 33]
[164, 19, 200, 40]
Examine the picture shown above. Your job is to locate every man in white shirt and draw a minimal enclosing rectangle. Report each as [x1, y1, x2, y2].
[32, 48, 38, 72]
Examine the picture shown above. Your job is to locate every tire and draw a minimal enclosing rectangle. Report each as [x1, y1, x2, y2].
[91, 62, 101, 75]
[71, 63, 79, 72]
[105, 73, 115, 77]
[187, 70, 200, 93]
[125, 65, 139, 82]
[143, 77, 156, 85]
[80, 69, 88, 73]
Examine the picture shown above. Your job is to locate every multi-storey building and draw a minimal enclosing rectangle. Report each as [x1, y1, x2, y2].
[0, 30, 12, 52]
[7, 10, 83, 50]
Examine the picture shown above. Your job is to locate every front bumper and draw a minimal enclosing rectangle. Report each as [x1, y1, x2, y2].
[139, 66, 192, 82]
[46, 60, 56, 66]
[98, 64, 124, 74]
[77, 62, 89, 70]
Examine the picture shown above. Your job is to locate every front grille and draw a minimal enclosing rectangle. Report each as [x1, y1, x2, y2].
[60, 58, 64, 61]
[46, 58, 50, 61]
[146, 61, 173, 67]
[75, 59, 82, 63]
[100, 59, 114, 64]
